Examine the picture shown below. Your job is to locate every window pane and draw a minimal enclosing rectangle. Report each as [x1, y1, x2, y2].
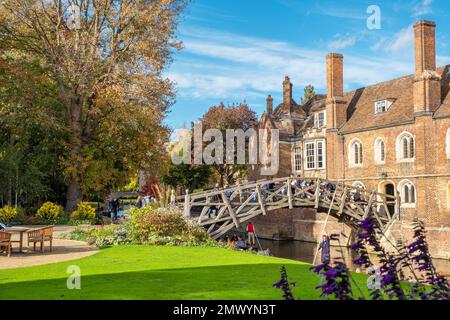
[380, 141, 385, 161]
[403, 138, 408, 159]
[306, 143, 315, 169]
[404, 185, 410, 203]
[294, 148, 302, 171]
[317, 141, 324, 168]
[410, 138, 415, 158]
[359, 144, 363, 164]
[410, 185, 416, 203]
[354, 144, 359, 164]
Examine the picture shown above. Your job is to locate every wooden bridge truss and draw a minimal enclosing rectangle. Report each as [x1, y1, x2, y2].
[177, 177, 399, 240]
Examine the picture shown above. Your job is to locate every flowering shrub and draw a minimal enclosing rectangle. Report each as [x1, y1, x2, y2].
[272, 266, 296, 300]
[0, 205, 17, 222]
[274, 217, 450, 300]
[63, 206, 221, 248]
[36, 202, 63, 220]
[71, 202, 96, 221]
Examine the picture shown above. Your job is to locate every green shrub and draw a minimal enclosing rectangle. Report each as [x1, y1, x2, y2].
[63, 207, 222, 249]
[127, 207, 189, 242]
[71, 202, 96, 221]
[0, 205, 17, 222]
[37, 202, 64, 220]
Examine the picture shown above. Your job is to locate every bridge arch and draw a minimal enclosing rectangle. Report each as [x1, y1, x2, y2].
[179, 177, 399, 240]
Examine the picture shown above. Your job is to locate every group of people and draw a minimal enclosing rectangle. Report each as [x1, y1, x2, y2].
[223, 222, 257, 251]
[135, 193, 157, 209]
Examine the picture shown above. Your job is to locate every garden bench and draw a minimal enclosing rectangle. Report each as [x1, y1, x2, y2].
[27, 226, 54, 253]
[0, 231, 12, 257]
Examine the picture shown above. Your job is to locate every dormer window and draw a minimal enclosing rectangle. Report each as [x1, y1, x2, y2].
[375, 99, 393, 114]
[315, 111, 326, 128]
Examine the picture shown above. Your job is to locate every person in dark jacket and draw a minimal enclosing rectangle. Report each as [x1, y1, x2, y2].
[319, 234, 331, 264]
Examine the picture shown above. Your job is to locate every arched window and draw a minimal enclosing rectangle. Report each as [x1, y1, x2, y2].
[374, 138, 385, 163]
[446, 129, 450, 159]
[349, 139, 363, 166]
[352, 181, 366, 190]
[398, 180, 416, 208]
[396, 132, 415, 161]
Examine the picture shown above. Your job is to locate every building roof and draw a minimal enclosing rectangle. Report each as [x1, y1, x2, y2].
[340, 65, 450, 133]
[262, 65, 450, 137]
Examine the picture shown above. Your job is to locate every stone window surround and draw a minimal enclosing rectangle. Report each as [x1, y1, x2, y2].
[396, 131, 415, 163]
[348, 138, 364, 168]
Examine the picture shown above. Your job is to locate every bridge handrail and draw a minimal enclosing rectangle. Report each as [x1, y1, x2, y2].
[176, 177, 397, 202]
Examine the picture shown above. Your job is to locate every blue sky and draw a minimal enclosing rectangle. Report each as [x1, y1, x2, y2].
[165, 0, 450, 130]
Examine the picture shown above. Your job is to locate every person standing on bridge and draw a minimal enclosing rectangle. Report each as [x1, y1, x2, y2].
[247, 222, 256, 247]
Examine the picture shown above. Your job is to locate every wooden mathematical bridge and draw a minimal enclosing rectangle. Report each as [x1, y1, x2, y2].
[177, 177, 400, 240]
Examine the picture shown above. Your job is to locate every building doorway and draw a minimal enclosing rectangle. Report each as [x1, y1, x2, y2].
[378, 181, 396, 216]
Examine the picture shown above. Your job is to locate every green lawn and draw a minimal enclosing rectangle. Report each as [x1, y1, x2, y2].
[0, 246, 369, 300]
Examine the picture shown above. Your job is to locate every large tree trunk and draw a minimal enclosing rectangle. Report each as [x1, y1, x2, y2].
[66, 179, 82, 212]
[64, 96, 84, 213]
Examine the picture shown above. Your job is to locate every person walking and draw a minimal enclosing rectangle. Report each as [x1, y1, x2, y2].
[247, 222, 256, 247]
[319, 234, 331, 264]
[170, 190, 176, 207]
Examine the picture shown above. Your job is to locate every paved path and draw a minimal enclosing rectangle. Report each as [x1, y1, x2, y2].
[0, 225, 98, 269]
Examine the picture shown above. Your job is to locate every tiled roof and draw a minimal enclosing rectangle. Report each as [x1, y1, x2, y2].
[341, 66, 450, 133]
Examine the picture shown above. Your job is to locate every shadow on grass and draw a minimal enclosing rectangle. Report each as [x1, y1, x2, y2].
[0, 263, 346, 300]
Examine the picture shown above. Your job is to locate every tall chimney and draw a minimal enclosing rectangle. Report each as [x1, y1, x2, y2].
[326, 53, 346, 129]
[266, 95, 273, 115]
[283, 76, 293, 113]
[413, 20, 441, 114]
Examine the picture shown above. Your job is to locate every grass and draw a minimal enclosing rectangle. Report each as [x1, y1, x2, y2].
[0, 246, 369, 300]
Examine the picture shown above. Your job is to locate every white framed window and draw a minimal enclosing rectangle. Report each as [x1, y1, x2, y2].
[396, 132, 415, 162]
[304, 140, 326, 170]
[306, 142, 315, 169]
[293, 147, 302, 172]
[375, 99, 393, 114]
[315, 111, 326, 129]
[374, 138, 385, 164]
[349, 139, 363, 167]
[317, 140, 324, 169]
[397, 180, 416, 208]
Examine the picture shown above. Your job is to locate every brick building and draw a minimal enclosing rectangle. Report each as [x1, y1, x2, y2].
[251, 20, 450, 258]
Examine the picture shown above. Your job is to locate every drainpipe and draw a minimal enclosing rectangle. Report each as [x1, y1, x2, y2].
[339, 133, 346, 181]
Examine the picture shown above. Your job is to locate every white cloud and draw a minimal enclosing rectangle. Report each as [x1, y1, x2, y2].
[168, 27, 415, 104]
[386, 25, 414, 53]
[328, 34, 358, 50]
[372, 25, 414, 55]
[412, 0, 433, 17]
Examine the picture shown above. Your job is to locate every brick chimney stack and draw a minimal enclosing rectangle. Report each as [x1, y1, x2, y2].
[283, 76, 293, 113]
[266, 95, 273, 115]
[326, 53, 347, 129]
[413, 20, 441, 114]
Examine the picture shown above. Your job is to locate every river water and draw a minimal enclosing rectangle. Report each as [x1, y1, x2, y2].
[257, 238, 450, 276]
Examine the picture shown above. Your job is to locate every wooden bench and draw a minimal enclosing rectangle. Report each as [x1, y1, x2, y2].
[27, 226, 54, 253]
[0, 231, 12, 257]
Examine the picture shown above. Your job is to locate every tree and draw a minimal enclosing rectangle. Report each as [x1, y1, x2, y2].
[200, 103, 257, 186]
[163, 163, 212, 192]
[301, 85, 316, 104]
[0, 55, 66, 209]
[0, 1, 187, 211]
